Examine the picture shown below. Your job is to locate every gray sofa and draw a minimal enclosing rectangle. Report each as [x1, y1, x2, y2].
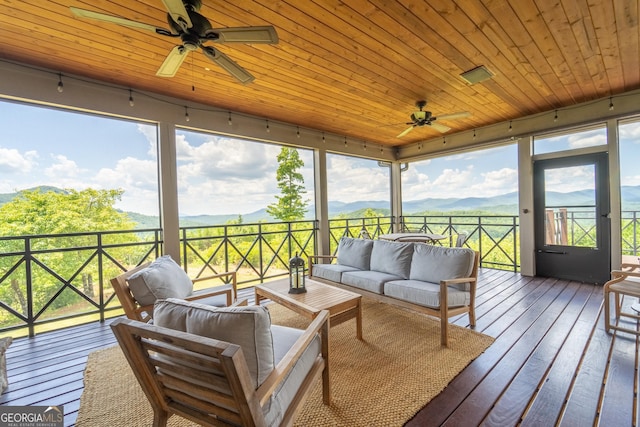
[309, 236, 479, 346]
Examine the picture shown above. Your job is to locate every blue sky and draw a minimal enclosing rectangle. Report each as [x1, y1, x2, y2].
[1, 99, 639, 216]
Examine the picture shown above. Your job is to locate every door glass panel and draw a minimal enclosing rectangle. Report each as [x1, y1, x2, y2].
[543, 165, 596, 248]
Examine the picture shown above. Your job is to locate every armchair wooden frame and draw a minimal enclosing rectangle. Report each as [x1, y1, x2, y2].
[110, 310, 330, 427]
[111, 262, 238, 323]
[604, 262, 640, 335]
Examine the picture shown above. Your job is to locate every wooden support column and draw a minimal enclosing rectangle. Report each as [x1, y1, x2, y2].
[314, 149, 330, 256]
[158, 122, 180, 263]
[390, 162, 403, 232]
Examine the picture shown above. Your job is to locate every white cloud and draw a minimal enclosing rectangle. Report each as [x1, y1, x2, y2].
[93, 157, 159, 214]
[620, 121, 640, 140]
[45, 154, 85, 179]
[544, 165, 594, 192]
[470, 168, 518, 195]
[568, 133, 606, 149]
[327, 156, 390, 202]
[0, 147, 38, 173]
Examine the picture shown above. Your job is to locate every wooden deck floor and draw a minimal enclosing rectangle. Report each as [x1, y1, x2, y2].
[1, 269, 638, 426]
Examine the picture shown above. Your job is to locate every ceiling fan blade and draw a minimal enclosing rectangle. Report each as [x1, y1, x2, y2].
[70, 7, 166, 33]
[430, 122, 451, 133]
[435, 111, 471, 121]
[207, 26, 279, 44]
[397, 126, 414, 138]
[202, 46, 255, 84]
[156, 46, 188, 77]
[160, 0, 193, 29]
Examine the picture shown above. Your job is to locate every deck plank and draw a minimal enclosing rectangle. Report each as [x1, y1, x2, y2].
[520, 287, 603, 426]
[1, 272, 636, 427]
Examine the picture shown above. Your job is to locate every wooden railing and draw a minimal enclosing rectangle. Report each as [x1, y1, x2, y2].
[4, 210, 640, 337]
[401, 215, 520, 271]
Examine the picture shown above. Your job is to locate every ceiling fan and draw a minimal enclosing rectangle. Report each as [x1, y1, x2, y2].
[70, 0, 278, 84]
[397, 100, 471, 138]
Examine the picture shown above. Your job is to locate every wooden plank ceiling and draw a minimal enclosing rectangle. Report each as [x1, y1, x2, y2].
[0, 0, 638, 147]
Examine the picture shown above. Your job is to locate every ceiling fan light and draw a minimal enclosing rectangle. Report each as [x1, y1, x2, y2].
[460, 65, 494, 85]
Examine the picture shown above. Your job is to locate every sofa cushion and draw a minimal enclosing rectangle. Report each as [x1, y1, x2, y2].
[153, 298, 274, 389]
[312, 263, 360, 283]
[370, 240, 414, 279]
[337, 237, 374, 270]
[127, 255, 193, 306]
[384, 279, 470, 309]
[341, 270, 403, 294]
[409, 245, 475, 291]
[263, 325, 322, 426]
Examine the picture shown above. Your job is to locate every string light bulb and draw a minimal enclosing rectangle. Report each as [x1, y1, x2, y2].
[473, 129, 476, 140]
[344, 136, 347, 147]
[128, 89, 134, 107]
[184, 106, 190, 122]
[296, 126, 300, 138]
[57, 73, 64, 93]
[363, 142, 367, 151]
[322, 132, 325, 143]
[443, 137, 446, 145]
[609, 97, 614, 111]
[508, 121, 513, 132]
[228, 112, 232, 125]
[266, 120, 270, 132]
[554, 110, 558, 122]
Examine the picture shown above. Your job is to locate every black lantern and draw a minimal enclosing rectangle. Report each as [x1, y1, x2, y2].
[289, 252, 306, 294]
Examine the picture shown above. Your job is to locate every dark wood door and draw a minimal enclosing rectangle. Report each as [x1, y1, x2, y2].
[534, 152, 610, 284]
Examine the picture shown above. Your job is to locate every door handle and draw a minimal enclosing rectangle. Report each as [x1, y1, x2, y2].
[537, 249, 566, 254]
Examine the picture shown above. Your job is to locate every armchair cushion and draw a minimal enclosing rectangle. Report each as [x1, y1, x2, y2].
[264, 325, 322, 426]
[127, 256, 193, 305]
[154, 298, 275, 388]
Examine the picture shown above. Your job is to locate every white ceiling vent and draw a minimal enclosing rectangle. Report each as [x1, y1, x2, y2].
[460, 66, 494, 85]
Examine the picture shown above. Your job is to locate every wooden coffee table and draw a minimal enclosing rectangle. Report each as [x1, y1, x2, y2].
[255, 278, 363, 340]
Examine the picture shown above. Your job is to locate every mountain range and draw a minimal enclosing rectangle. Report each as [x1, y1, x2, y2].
[4, 186, 640, 228]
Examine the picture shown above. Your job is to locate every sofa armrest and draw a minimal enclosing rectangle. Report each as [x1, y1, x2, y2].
[441, 276, 477, 286]
[256, 309, 330, 406]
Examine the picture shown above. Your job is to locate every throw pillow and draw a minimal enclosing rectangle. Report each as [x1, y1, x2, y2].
[337, 237, 374, 270]
[127, 255, 193, 306]
[370, 240, 414, 278]
[409, 245, 475, 289]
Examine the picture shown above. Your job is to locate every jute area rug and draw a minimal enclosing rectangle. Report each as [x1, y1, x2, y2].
[77, 298, 493, 426]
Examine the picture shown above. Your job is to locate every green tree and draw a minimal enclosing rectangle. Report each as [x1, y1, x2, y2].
[267, 147, 309, 221]
[0, 188, 137, 326]
[0, 188, 134, 236]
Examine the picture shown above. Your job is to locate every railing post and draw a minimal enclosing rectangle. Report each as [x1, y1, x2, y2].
[181, 228, 188, 272]
[635, 211, 638, 256]
[25, 238, 34, 338]
[97, 233, 104, 323]
[513, 216, 518, 272]
[477, 215, 483, 269]
[224, 225, 230, 275]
